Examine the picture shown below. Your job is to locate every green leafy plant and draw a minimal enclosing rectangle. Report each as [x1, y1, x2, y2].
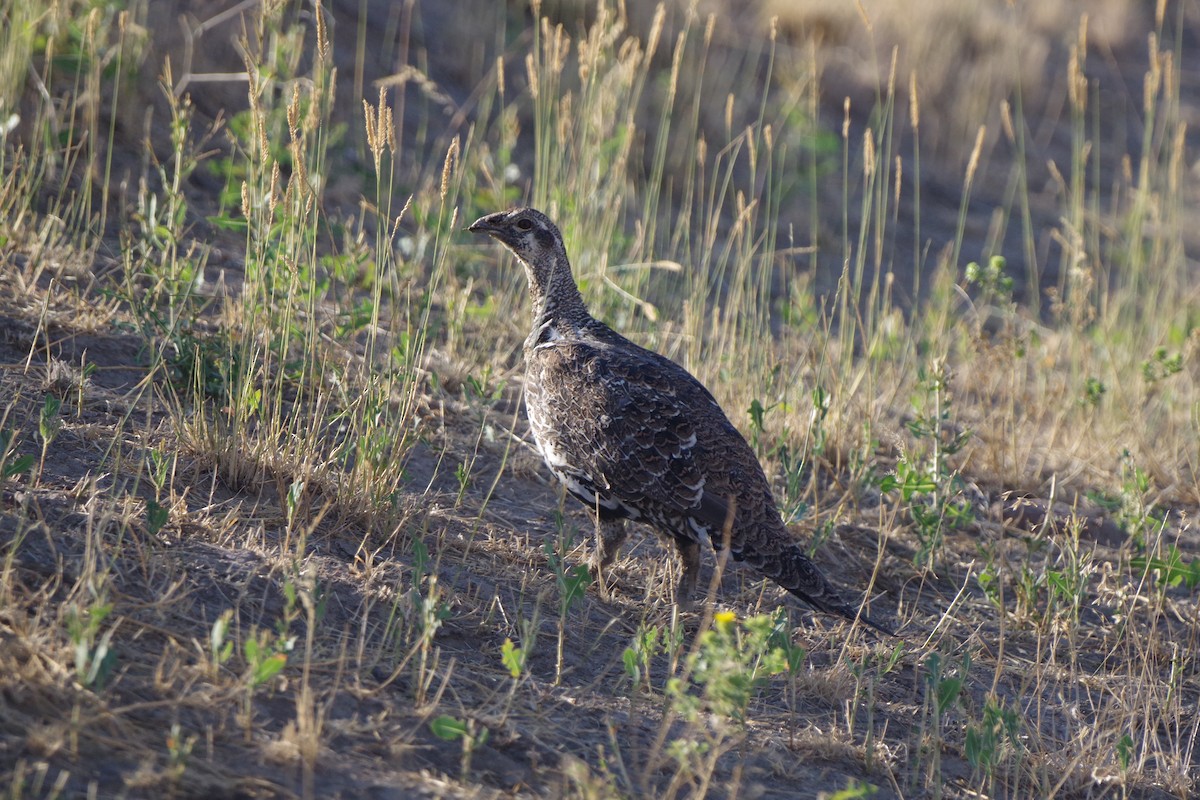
[1132, 545, 1200, 591]
[144, 447, 172, 498]
[209, 609, 235, 677]
[165, 722, 197, 783]
[453, 462, 471, 504]
[243, 628, 290, 688]
[650, 611, 799, 795]
[766, 609, 807, 746]
[36, 394, 62, 480]
[880, 359, 974, 566]
[822, 782, 880, 800]
[976, 551, 1002, 611]
[545, 516, 593, 685]
[285, 478, 306, 530]
[1082, 376, 1106, 408]
[0, 427, 33, 480]
[66, 601, 118, 689]
[964, 697, 1022, 788]
[964, 255, 1014, 303]
[916, 651, 971, 795]
[623, 623, 662, 699]
[1116, 733, 1135, 775]
[237, 624, 292, 738]
[1114, 450, 1165, 544]
[746, 397, 778, 457]
[145, 499, 169, 536]
[500, 637, 526, 680]
[409, 573, 451, 706]
[671, 612, 788, 726]
[430, 715, 489, 781]
[1141, 346, 1183, 384]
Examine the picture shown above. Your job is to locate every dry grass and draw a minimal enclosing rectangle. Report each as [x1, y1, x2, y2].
[1, 0, 1198, 798]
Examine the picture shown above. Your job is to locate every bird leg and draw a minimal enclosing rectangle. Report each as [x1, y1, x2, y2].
[673, 537, 702, 610]
[589, 517, 627, 598]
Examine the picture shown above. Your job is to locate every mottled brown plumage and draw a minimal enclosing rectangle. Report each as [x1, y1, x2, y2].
[469, 207, 890, 634]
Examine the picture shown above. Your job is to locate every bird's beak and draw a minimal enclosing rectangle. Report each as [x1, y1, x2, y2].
[467, 213, 501, 235]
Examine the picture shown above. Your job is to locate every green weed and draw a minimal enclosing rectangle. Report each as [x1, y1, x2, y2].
[65, 600, 117, 689]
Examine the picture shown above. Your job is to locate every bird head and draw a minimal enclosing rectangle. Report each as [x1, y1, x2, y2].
[468, 207, 575, 303]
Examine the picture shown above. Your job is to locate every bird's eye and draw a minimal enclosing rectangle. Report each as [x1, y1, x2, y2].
[516, 218, 534, 231]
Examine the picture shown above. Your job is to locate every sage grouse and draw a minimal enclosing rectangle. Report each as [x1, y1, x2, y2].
[470, 207, 890, 634]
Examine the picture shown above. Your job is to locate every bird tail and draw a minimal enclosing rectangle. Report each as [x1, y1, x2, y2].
[757, 544, 897, 637]
[812, 593, 897, 638]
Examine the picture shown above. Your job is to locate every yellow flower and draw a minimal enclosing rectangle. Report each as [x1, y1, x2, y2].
[714, 610, 737, 630]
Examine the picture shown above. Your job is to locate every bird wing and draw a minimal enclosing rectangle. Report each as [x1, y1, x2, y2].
[531, 338, 742, 538]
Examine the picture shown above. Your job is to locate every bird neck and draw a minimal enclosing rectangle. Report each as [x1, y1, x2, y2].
[526, 253, 590, 332]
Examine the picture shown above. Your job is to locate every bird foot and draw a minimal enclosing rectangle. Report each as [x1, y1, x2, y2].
[589, 562, 613, 601]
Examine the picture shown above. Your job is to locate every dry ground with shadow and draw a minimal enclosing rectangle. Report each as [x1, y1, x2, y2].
[1, 1, 1199, 798]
